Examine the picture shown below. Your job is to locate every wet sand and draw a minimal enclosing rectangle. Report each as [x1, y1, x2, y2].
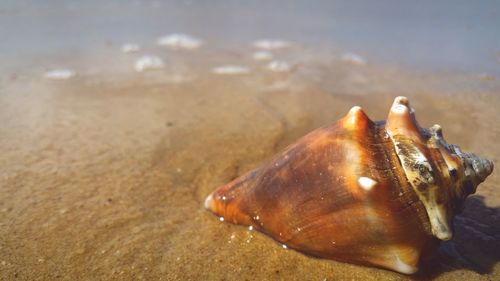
[0, 46, 499, 281]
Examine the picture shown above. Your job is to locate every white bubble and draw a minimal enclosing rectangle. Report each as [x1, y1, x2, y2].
[253, 39, 291, 50]
[267, 60, 292, 72]
[121, 43, 140, 53]
[44, 69, 76, 80]
[248, 226, 253, 231]
[282, 244, 288, 249]
[219, 217, 225, 222]
[157, 33, 203, 49]
[135, 55, 165, 72]
[252, 51, 273, 61]
[341, 53, 366, 65]
[212, 65, 250, 75]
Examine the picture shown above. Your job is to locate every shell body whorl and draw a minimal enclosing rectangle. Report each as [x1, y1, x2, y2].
[205, 97, 493, 274]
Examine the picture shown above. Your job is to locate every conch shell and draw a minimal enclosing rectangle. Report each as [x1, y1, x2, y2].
[205, 96, 493, 274]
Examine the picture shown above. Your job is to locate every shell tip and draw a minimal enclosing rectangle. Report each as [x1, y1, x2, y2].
[386, 96, 420, 137]
[390, 96, 418, 116]
[204, 193, 214, 210]
[430, 124, 443, 139]
[349, 105, 363, 113]
[390, 101, 410, 115]
[347, 106, 366, 119]
[473, 155, 494, 184]
[393, 96, 410, 107]
[344, 106, 370, 129]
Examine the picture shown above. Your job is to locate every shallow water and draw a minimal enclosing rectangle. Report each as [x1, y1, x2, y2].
[1, 1, 500, 280]
[2, 0, 500, 76]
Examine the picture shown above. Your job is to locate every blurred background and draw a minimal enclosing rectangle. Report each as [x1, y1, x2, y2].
[1, 0, 500, 75]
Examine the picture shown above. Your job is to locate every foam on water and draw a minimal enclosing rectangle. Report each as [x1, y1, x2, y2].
[134, 56, 165, 72]
[252, 51, 273, 61]
[44, 69, 76, 80]
[212, 65, 250, 75]
[267, 60, 292, 72]
[121, 43, 140, 53]
[157, 33, 203, 49]
[252, 39, 291, 50]
[342, 53, 367, 65]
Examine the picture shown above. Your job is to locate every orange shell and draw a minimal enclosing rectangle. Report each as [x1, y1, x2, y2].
[205, 97, 493, 274]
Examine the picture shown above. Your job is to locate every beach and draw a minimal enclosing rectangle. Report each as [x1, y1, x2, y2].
[1, 1, 499, 280]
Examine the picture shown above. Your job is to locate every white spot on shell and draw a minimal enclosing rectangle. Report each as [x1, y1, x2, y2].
[358, 177, 377, 191]
[212, 65, 250, 75]
[157, 33, 203, 49]
[44, 69, 76, 80]
[392, 104, 408, 114]
[135, 56, 164, 72]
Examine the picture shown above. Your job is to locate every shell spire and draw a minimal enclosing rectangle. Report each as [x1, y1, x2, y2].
[385, 96, 493, 240]
[205, 96, 494, 274]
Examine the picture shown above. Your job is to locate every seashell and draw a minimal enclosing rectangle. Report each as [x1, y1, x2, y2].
[204, 96, 493, 274]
